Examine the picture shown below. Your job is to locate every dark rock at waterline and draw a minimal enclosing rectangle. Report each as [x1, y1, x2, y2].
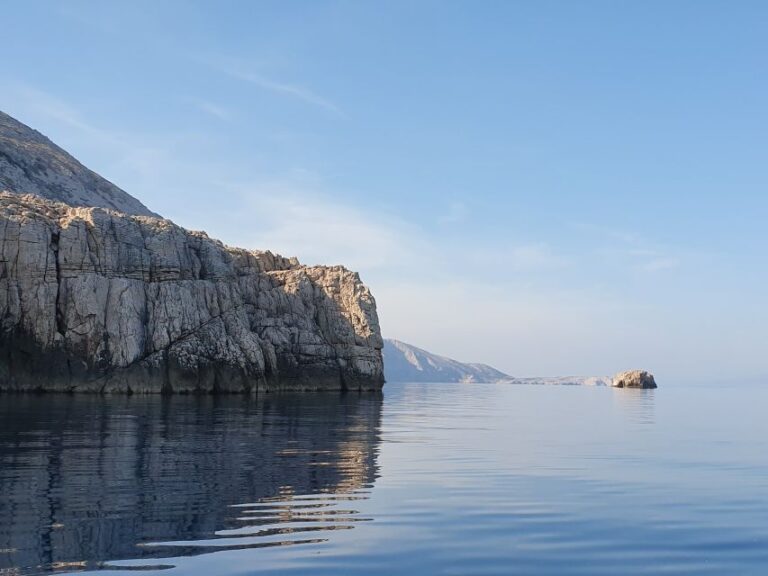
[612, 370, 657, 389]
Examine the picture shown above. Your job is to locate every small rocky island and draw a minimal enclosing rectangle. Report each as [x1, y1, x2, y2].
[611, 370, 657, 389]
[0, 111, 384, 393]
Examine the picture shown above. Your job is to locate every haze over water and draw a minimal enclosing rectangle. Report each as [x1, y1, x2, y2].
[2, 382, 767, 575]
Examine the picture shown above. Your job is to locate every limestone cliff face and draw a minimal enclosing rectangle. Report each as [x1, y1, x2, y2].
[0, 192, 383, 392]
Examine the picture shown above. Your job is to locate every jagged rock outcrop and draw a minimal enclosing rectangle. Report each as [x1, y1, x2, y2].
[612, 370, 657, 389]
[0, 110, 383, 393]
[0, 192, 383, 392]
[383, 338, 510, 383]
[0, 111, 158, 216]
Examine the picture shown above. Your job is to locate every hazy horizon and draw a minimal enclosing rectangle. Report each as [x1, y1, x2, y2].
[3, 0, 767, 384]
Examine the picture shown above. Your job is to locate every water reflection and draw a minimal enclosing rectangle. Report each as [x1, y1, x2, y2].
[610, 387, 656, 425]
[0, 392, 382, 574]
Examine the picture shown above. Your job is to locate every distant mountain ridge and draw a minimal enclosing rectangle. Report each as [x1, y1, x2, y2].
[383, 339, 613, 386]
[383, 339, 511, 383]
[0, 110, 158, 217]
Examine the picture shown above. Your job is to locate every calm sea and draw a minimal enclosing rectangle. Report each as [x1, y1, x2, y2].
[1, 382, 767, 575]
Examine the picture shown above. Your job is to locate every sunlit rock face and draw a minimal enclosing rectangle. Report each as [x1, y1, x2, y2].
[0, 193, 383, 392]
[612, 370, 657, 389]
[0, 110, 383, 392]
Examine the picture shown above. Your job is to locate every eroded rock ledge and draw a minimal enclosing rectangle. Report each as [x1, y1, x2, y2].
[0, 192, 384, 393]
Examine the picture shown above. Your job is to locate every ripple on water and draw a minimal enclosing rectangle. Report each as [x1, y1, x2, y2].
[3, 383, 768, 575]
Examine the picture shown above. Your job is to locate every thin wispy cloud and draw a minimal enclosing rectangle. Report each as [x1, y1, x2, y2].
[2, 82, 121, 146]
[194, 100, 231, 121]
[571, 221, 684, 275]
[223, 68, 343, 116]
[619, 246, 682, 274]
[506, 243, 566, 269]
[642, 257, 681, 272]
[216, 180, 423, 271]
[624, 246, 682, 274]
[439, 200, 468, 224]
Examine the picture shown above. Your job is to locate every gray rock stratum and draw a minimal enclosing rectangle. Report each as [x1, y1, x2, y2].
[0, 193, 383, 392]
[612, 370, 657, 389]
[0, 111, 383, 393]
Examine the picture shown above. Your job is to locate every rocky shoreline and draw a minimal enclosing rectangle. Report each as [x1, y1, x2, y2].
[0, 110, 384, 393]
[0, 193, 384, 393]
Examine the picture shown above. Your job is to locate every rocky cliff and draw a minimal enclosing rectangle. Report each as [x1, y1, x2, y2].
[0, 112, 383, 393]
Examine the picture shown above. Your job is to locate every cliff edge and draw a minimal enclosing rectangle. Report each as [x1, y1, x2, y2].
[0, 112, 383, 392]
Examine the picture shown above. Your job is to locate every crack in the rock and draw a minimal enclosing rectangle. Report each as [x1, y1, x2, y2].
[50, 230, 66, 336]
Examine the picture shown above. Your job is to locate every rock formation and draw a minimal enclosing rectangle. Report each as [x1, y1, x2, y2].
[0, 193, 383, 392]
[0, 111, 383, 392]
[612, 370, 657, 389]
[383, 338, 510, 383]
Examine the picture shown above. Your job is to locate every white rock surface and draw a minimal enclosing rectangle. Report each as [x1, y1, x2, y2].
[0, 193, 383, 392]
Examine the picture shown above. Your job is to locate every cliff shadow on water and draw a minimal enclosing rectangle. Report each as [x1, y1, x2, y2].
[0, 391, 382, 574]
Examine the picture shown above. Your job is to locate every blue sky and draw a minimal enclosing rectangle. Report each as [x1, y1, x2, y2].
[3, 1, 767, 382]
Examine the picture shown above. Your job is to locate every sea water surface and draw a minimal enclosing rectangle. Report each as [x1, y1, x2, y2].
[1, 382, 767, 575]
